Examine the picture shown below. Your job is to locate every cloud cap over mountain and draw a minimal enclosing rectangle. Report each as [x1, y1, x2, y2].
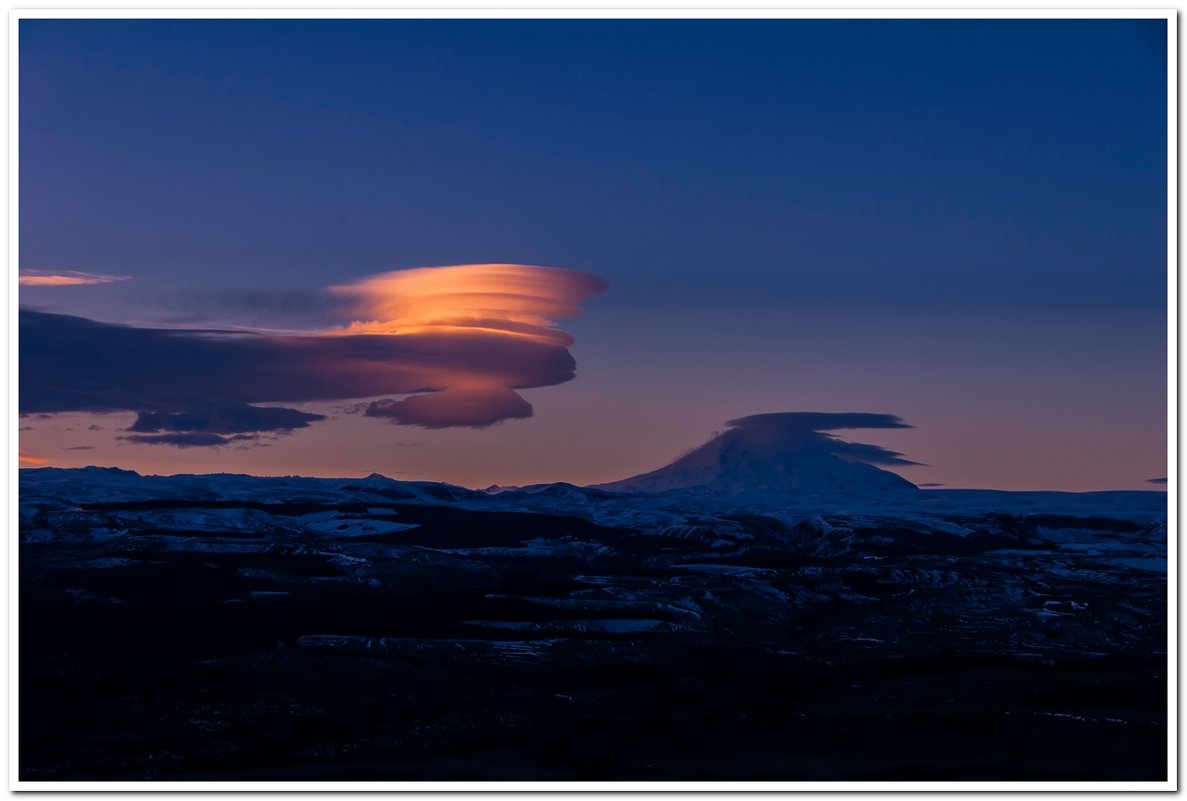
[598, 411, 919, 495]
[725, 412, 912, 432]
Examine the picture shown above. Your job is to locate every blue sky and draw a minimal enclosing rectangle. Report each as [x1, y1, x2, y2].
[19, 19, 1169, 489]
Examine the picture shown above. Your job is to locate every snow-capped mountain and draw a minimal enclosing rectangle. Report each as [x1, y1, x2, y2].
[596, 413, 917, 495]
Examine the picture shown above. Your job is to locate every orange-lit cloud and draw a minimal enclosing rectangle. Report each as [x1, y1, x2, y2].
[20, 269, 131, 287]
[21, 264, 607, 438]
[328, 263, 606, 345]
[19, 451, 50, 467]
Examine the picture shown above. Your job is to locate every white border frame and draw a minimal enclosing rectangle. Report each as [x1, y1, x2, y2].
[6, 7, 1177, 792]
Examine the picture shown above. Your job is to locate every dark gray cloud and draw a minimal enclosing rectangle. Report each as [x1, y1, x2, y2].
[357, 387, 533, 429]
[128, 404, 325, 435]
[1146, 477, 1168, 485]
[724, 412, 921, 468]
[21, 310, 577, 412]
[121, 432, 259, 448]
[21, 309, 577, 439]
[820, 436, 923, 467]
[65, 445, 96, 451]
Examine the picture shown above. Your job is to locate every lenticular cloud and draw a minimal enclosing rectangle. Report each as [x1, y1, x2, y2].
[20, 263, 607, 444]
[328, 263, 607, 345]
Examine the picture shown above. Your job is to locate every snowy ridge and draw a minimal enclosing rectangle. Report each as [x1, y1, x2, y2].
[20, 466, 1167, 538]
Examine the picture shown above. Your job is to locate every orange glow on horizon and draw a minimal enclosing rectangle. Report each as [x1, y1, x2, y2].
[19, 451, 50, 467]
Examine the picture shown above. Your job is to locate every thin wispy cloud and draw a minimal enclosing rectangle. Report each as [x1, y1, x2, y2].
[148, 288, 339, 329]
[120, 432, 261, 448]
[20, 269, 131, 287]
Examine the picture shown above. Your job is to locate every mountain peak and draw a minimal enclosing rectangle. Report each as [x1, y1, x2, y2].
[594, 411, 918, 496]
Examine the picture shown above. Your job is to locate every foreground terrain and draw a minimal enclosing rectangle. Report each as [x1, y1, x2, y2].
[19, 468, 1168, 781]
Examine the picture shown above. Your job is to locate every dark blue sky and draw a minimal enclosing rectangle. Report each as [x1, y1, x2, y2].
[19, 19, 1169, 489]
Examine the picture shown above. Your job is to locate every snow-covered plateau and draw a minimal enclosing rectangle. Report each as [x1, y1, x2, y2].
[19, 466, 1168, 781]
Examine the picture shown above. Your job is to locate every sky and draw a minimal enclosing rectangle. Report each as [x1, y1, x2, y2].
[18, 18, 1168, 491]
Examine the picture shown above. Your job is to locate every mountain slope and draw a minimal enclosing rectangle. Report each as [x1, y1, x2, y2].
[595, 412, 918, 495]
